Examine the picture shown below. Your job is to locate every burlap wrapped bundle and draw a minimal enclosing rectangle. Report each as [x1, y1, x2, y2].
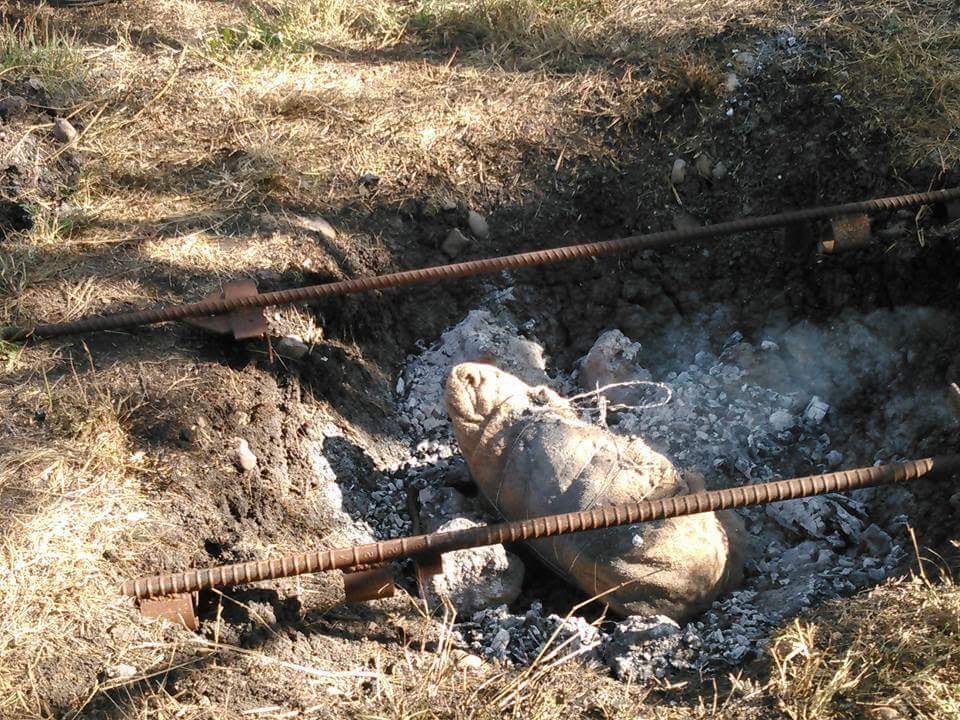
[445, 362, 744, 621]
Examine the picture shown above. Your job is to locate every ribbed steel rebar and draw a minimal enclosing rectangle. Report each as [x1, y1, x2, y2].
[121, 454, 960, 599]
[7, 187, 960, 341]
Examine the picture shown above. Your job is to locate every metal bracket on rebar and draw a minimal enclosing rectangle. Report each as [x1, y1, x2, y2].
[4, 187, 959, 342]
[342, 565, 396, 604]
[820, 214, 872, 253]
[121, 455, 960, 617]
[182, 279, 268, 340]
[138, 592, 198, 630]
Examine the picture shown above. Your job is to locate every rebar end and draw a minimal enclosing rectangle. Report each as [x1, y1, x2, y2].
[0, 325, 30, 342]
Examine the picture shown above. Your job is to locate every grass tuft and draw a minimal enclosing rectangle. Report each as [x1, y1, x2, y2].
[768, 574, 960, 719]
[0, 10, 85, 96]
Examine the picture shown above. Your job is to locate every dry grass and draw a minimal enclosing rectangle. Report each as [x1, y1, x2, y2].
[767, 573, 960, 719]
[0, 372, 171, 718]
[815, 0, 960, 165]
[0, 0, 959, 718]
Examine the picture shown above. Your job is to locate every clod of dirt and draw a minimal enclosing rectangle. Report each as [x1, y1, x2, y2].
[0, 95, 27, 119]
[442, 227, 471, 259]
[422, 517, 525, 616]
[52, 117, 77, 144]
[467, 209, 490, 240]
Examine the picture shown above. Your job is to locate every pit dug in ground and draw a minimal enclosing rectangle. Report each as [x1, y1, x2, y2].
[4, 1, 960, 717]
[116, 199, 960, 696]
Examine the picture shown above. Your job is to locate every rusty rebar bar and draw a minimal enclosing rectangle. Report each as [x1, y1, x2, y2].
[121, 454, 960, 600]
[6, 187, 960, 342]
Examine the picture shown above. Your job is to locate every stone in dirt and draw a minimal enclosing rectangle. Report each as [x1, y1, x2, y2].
[695, 154, 713, 178]
[277, 335, 309, 359]
[421, 517, 524, 617]
[445, 363, 745, 621]
[234, 438, 258, 472]
[670, 158, 687, 185]
[467, 210, 490, 240]
[292, 214, 337, 242]
[52, 117, 77, 144]
[733, 51, 757, 75]
[442, 228, 471, 259]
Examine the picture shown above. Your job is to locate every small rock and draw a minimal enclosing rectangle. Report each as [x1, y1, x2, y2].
[826, 450, 843, 468]
[276, 334, 309, 360]
[293, 214, 337, 242]
[579, 329, 652, 406]
[670, 158, 687, 185]
[712, 161, 728, 180]
[733, 51, 757, 75]
[0, 95, 27, 119]
[442, 228, 471, 259]
[868, 708, 903, 720]
[723, 73, 740, 92]
[860, 524, 893, 557]
[769, 410, 794, 433]
[51, 117, 77, 144]
[695, 154, 713, 178]
[106, 664, 138, 679]
[455, 652, 485, 671]
[234, 438, 257, 472]
[467, 210, 490, 240]
[803, 396, 830, 424]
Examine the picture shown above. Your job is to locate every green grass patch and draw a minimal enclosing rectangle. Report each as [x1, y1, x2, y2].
[0, 13, 85, 97]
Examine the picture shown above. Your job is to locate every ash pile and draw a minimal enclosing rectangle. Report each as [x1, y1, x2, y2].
[377, 294, 957, 682]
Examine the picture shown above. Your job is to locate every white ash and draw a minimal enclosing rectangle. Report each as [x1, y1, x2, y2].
[602, 615, 701, 681]
[388, 303, 954, 683]
[396, 300, 552, 437]
[453, 601, 601, 665]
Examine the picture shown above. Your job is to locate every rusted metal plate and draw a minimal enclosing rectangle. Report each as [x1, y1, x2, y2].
[139, 592, 198, 631]
[415, 553, 444, 580]
[343, 566, 395, 603]
[820, 214, 872, 253]
[184, 279, 267, 340]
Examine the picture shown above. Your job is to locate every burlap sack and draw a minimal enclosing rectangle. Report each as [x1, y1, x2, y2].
[445, 362, 744, 621]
